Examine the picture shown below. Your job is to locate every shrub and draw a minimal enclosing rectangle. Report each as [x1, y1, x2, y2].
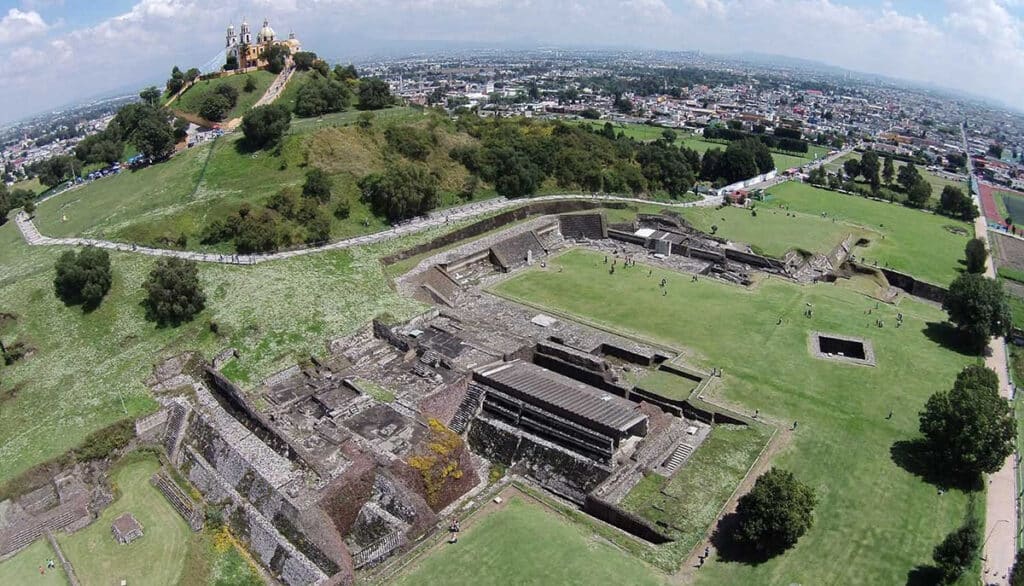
[75, 419, 135, 461]
[734, 468, 816, 555]
[241, 104, 291, 149]
[142, 257, 206, 325]
[53, 247, 113, 310]
[302, 168, 333, 203]
[384, 125, 435, 161]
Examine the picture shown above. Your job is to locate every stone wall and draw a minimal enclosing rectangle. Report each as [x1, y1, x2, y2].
[582, 495, 672, 544]
[380, 200, 627, 266]
[876, 267, 947, 303]
[134, 409, 168, 444]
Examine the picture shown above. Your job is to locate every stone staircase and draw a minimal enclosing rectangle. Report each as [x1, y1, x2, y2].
[660, 442, 694, 477]
[449, 384, 486, 435]
[352, 530, 406, 569]
[0, 507, 82, 557]
[151, 471, 204, 531]
[419, 349, 442, 368]
[163, 401, 191, 464]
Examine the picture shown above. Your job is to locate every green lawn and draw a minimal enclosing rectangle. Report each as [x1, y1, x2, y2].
[620, 424, 769, 569]
[633, 368, 701, 401]
[0, 537, 69, 584]
[824, 153, 967, 202]
[58, 455, 190, 585]
[11, 176, 49, 196]
[394, 495, 665, 585]
[761, 181, 970, 285]
[173, 71, 277, 121]
[493, 248, 976, 584]
[681, 203, 862, 257]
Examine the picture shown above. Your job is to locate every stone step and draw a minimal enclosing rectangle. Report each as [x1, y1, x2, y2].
[661, 443, 694, 476]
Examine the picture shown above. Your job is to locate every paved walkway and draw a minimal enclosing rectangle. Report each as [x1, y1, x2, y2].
[968, 123, 1019, 584]
[14, 193, 723, 265]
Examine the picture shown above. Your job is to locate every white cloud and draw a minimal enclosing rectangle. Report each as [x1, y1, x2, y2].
[0, 8, 50, 45]
[5, 0, 1024, 123]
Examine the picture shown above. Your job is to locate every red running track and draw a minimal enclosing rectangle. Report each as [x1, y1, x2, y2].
[978, 182, 1007, 225]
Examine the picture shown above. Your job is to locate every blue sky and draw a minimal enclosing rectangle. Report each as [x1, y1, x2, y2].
[1, 0, 1023, 124]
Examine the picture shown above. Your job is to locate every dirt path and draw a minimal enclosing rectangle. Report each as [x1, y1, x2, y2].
[974, 187, 1018, 585]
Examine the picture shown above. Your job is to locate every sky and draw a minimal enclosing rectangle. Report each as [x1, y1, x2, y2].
[1, 0, 1023, 124]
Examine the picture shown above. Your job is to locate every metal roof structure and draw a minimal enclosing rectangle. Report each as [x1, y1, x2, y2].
[475, 360, 646, 436]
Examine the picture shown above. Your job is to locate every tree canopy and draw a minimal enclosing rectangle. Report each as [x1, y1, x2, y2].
[938, 185, 977, 221]
[359, 161, 439, 222]
[241, 104, 291, 149]
[964, 238, 988, 274]
[294, 72, 352, 117]
[302, 168, 333, 203]
[142, 258, 206, 326]
[53, 247, 112, 310]
[919, 364, 1015, 479]
[932, 522, 980, 583]
[942, 273, 1011, 352]
[357, 78, 394, 110]
[733, 468, 816, 555]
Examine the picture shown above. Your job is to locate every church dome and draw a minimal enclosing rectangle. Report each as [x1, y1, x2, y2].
[259, 19, 275, 41]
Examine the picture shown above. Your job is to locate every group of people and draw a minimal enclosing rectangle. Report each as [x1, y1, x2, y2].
[447, 519, 461, 544]
[38, 558, 56, 575]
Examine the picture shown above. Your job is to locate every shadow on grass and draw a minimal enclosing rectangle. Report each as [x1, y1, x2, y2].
[889, 439, 983, 492]
[921, 322, 979, 356]
[905, 565, 943, 586]
[708, 512, 779, 566]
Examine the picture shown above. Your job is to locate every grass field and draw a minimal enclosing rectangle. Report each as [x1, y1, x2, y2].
[681, 203, 863, 258]
[493, 248, 976, 584]
[173, 71, 277, 122]
[0, 537, 68, 584]
[11, 176, 49, 197]
[57, 454, 190, 585]
[394, 494, 664, 585]
[759, 181, 970, 285]
[633, 368, 702, 400]
[824, 152, 967, 202]
[620, 424, 769, 569]
[0, 207, 502, 485]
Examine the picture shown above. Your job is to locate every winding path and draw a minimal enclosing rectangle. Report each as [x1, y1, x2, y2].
[14, 194, 723, 265]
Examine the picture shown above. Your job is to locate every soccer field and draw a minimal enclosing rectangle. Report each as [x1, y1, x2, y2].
[493, 248, 975, 585]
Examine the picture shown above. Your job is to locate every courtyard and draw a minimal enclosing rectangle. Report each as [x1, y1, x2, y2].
[489, 247, 976, 584]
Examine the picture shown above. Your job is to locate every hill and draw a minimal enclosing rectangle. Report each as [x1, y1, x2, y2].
[171, 70, 277, 124]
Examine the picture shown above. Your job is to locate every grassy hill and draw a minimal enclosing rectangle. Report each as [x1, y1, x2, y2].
[172, 70, 277, 122]
[33, 107, 480, 251]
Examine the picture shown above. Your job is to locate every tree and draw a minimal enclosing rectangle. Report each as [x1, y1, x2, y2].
[932, 522, 980, 583]
[215, 83, 239, 108]
[357, 78, 393, 110]
[860, 151, 881, 190]
[142, 258, 206, 325]
[333, 198, 351, 219]
[907, 180, 932, 207]
[198, 94, 232, 121]
[294, 73, 352, 117]
[292, 51, 319, 71]
[988, 144, 1004, 159]
[1011, 549, 1024, 586]
[243, 75, 257, 93]
[241, 104, 291, 149]
[964, 238, 988, 274]
[842, 158, 861, 179]
[882, 155, 895, 184]
[260, 44, 289, 74]
[166, 66, 186, 95]
[139, 86, 161, 107]
[919, 365, 1015, 479]
[661, 129, 677, 143]
[23, 200, 35, 215]
[733, 468, 816, 555]
[302, 168, 332, 203]
[939, 185, 977, 220]
[359, 162, 439, 222]
[898, 161, 923, 192]
[53, 247, 112, 310]
[334, 64, 359, 82]
[224, 54, 239, 71]
[235, 208, 282, 253]
[943, 273, 1011, 351]
[131, 114, 175, 160]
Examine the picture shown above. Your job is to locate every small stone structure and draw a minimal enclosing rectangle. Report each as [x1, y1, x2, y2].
[111, 512, 143, 544]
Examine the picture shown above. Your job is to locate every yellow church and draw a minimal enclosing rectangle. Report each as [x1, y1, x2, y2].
[225, 18, 300, 70]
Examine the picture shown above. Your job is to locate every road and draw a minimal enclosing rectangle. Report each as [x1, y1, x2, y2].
[14, 193, 723, 265]
[965, 124, 1019, 586]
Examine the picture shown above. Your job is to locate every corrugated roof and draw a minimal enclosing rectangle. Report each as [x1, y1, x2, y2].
[477, 361, 645, 433]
